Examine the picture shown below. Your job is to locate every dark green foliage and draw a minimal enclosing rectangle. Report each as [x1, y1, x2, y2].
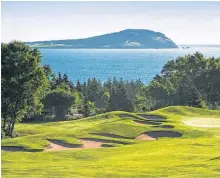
[42, 89, 75, 120]
[87, 78, 103, 108]
[82, 83, 90, 117]
[107, 78, 133, 112]
[177, 76, 202, 107]
[82, 95, 90, 117]
[147, 52, 220, 110]
[1, 41, 48, 137]
[76, 80, 83, 92]
[42, 52, 219, 114]
[63, 73, 69, 83]
[2, 42, 219, 132]
[43, 64, 53, 80]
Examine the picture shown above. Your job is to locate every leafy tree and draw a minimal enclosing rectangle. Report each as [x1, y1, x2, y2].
[56, 82, 71, 92]
[42, 89, 75, 120]
[43, 64, 53, 80]
[148, 52, 220, 109]
[1, 41, 48, 137]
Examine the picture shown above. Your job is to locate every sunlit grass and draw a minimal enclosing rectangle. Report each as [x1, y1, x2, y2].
[2, 106, 220, 178]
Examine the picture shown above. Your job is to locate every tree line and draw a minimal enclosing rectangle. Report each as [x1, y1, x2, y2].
[1, 41, 220, 138]
[147, 52, 220, 109]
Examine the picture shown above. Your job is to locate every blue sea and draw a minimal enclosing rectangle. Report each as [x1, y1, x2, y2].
[40, 47, 220, 84]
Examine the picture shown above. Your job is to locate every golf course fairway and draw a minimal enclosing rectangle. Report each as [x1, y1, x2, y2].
[1, 106, 220, 178]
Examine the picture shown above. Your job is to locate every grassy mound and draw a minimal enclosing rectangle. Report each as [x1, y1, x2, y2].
[2, 106, 220, 177]
[184, 118, 220, 128]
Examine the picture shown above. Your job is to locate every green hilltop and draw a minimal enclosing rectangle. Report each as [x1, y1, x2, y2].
[25, 29, 178, 49]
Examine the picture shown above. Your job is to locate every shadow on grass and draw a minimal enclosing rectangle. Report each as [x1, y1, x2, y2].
[137, 114, 167, 120]
[1, 146, 42, 152]
[101, 144, 115, 148]
[210, 157, 220, 161]
[90, 133, 132, 139]
[152, 125, 174, 128]
[134, 120, 163, 125]
[46, 139, 82, 148]
[143, 131, 182, 139]
[80, 137, 130, 145]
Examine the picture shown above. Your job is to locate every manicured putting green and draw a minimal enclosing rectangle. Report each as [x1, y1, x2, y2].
[184, 118, 220, 128]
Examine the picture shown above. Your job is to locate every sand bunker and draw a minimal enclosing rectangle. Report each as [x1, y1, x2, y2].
[184, 118, 220, 128]
[80, 139, 103, 148]
[44, 139, 105, 151]
[137, 114, 166, 120]
[136, 134, 156, 141]
[46, 139, 82, 148]
[44, 137, 126, 151]
[44, 139, 82, 151]
[80, 138, 129, 145]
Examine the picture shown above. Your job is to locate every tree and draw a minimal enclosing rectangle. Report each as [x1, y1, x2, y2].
[43, 64, 52, 79]
[82, 86, 90, 117]
[56, 72, 63, 85]
[76, 79, 82, 92]
[87, 78, 103, 108]
[177, 76, 202, 107]
[63, 73, 69, 83]
[108, 80, 133, 111]
[1, 41, 48, 137]
[148, 52, 220, 109]
[101, 92, 110, 108]
[42, 89, 75, 120]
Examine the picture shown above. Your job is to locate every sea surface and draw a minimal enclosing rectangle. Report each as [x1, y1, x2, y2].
[40, 47, 220, 84]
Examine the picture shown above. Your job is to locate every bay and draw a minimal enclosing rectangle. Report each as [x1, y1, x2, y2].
[40, 47, 220, 84]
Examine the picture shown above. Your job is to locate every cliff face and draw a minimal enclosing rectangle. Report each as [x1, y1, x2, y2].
[26, 29, 178, 49]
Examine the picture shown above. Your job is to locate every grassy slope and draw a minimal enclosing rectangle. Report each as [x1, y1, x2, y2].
[2, 106, 220, 178]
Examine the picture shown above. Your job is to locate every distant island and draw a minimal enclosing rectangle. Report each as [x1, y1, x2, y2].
[25, 29, 178, 49]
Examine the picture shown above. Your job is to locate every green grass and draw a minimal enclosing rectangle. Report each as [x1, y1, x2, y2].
[2, 106, 220, 178]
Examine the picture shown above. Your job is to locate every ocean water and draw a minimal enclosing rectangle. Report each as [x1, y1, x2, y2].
[40, 47, 220, 84]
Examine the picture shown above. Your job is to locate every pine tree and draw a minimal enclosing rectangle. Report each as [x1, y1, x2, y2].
[76, 80, 82, 92]
[82, 83, 90, 117]
[63, 73, 69, 83]
[82, 95, 90, 117]
[57, 72, 63, 85]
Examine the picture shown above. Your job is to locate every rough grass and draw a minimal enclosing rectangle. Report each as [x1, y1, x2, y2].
[2, 106, 220, 178]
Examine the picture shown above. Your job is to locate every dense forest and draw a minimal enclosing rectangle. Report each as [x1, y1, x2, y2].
[1, 41, 220, 138]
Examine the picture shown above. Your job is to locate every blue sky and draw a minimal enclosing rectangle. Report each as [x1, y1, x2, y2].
[1, 1, 220, 44]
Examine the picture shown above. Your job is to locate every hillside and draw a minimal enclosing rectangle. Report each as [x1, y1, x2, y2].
[2, 106, 220, 177]
[25, 29, 178, 49]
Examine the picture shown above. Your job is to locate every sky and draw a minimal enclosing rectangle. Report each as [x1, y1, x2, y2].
[1, 1, 220, 44]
